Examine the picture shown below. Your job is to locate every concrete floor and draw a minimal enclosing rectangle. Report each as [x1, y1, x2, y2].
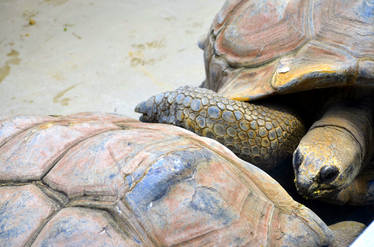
[0, 0, 225, 119]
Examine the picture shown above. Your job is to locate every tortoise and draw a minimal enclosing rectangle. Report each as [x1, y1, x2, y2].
[135, 0, 374, 205]
[0, 112, 354, 246]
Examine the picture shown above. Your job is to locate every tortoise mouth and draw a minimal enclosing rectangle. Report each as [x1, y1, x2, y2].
[305, 187, 338, 199]
[294, 175, 344, 200]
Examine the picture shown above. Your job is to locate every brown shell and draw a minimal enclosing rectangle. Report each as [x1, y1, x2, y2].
[202, 0, 374, 100]
[0, 113, 333, 246]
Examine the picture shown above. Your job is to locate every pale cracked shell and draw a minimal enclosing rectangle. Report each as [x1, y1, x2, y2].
[0, 113, 333, 246]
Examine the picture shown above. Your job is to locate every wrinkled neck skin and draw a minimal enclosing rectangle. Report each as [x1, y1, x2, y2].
[293, 88, 374, 203]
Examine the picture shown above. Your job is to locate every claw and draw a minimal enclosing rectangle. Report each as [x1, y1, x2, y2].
[135, 97, 156, 122]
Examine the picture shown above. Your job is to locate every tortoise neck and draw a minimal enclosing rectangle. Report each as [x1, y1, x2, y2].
[312, 98, 374, 166]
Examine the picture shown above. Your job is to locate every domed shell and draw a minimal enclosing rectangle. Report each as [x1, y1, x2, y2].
[0, 113, 332, 246]
[202, 0, 374, 101]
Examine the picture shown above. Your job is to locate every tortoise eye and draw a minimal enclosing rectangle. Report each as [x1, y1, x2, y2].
[319, 166, 339, 183]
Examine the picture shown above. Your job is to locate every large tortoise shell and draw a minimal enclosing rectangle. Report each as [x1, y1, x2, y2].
[201, 0, 374, 101]
[0, 113, 332, 246]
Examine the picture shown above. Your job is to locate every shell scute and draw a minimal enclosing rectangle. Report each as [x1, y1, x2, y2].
[0, 114, 333, 246]
[203, 0, 374, 100]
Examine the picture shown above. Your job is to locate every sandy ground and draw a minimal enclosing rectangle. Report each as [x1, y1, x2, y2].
[0, 0, 225, 119]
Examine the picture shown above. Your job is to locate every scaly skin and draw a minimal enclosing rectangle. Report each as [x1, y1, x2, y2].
[135, 86, 305, 171]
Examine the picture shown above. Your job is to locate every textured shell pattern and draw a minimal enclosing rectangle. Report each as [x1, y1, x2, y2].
[0, 113, 333, 246]
[202, 0, 374, 101]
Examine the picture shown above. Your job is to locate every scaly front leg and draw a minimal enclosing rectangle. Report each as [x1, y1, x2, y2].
[135, 86, 305, 172]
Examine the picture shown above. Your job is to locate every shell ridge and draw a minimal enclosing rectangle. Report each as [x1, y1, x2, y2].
[1, 184, 62, 247]
[0, 117, 59, 149]
[188, 135, 274, 202]
[123, 138, 200, 194]
[40, 127, 122, 184]
[212, 0, 249, 37]
[114, 201, 155, 246]
[24, 206, 62, 247]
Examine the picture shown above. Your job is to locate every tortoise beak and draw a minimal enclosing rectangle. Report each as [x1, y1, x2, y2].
[294, 177, 316, 197]
[293, 148, 341, 199]
[293, 148, 324, 198]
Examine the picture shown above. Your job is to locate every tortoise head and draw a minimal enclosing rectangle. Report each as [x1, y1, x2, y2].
[292, 100, 373, 202]
[293, 126, 362, 201]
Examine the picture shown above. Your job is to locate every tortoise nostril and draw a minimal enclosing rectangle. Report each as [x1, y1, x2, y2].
[292, 149, 304, 171]
[319, 166, 339, 183]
